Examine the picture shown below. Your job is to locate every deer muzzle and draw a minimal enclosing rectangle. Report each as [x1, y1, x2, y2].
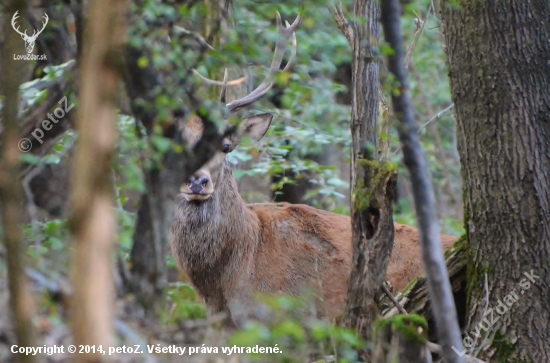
[181, 170, 214, 201]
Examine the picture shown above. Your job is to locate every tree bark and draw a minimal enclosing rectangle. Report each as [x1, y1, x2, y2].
[68, 0, 127, 361]
[380, 0, 465, 361]
[342, 0, 397, 345]
[441, 1, 550, 361]
[0, 2, 37, 361]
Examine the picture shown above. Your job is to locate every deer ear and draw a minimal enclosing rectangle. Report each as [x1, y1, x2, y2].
[241, 113, 273, 142]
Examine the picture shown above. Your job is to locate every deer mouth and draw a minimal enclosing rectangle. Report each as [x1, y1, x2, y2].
[181, 192, 212, 202]
[180, 183, 213, 202]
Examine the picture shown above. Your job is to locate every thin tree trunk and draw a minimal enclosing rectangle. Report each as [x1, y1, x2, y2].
[380, 1, 465, 362]
[69, 0, 127, 361]
[342, 0, 397, 346]
[0, 2, 37, 361]
[441, 0, 550, 360]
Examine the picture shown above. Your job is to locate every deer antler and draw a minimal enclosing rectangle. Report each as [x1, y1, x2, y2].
[225, 12, 301, 112]
[11, 11, 29, 38]
[220, 69, 229, 103]
[192, 69, 248, 87]
[30, 13, 49, 40]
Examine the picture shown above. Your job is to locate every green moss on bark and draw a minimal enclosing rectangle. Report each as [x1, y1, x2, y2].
[373, 314, 428, 344]
[491, 332, 520, 363]
[352, 159, 397, 212]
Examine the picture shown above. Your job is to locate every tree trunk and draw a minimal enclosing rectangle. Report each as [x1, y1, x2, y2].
[342, 0, 397, 345]
[68, 0, 127, 360]
[0, 1, 37, 361]
[441, 1, 550, 361]
[380, 1, 465, 361]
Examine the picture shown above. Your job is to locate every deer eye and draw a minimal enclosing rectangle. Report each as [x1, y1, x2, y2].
[222, 144, 231, 153]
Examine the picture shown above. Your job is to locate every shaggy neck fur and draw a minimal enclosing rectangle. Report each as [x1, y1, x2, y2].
[170, 161, 260, 312]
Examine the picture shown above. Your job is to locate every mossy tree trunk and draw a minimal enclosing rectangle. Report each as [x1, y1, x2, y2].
[342, 0, 398, 344]
[441, 1, 550, 361]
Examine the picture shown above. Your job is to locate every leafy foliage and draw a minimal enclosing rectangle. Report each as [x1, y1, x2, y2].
[229, 295, 365, 362]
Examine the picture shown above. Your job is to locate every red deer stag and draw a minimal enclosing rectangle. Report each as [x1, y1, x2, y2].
[170, 13, 458, 325]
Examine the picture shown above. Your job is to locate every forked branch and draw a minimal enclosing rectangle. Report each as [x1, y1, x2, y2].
[329, 3, 353, 46]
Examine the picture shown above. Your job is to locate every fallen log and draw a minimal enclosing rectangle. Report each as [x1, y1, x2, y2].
[382, 236, 468, 334]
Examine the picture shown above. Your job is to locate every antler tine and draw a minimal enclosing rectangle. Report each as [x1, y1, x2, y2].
[11, 11, 28, 37]
[282, 21, 297, 72]
[192, 69, 247, 87]
[31, 13, 49, 39]
[41, 13, 49, 31]
[226, 13, 301, 113]
[220, 68, 228, 103]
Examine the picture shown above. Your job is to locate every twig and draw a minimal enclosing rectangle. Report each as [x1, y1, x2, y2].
[418, 103, 454, 133]
[26, 268, 72, 297]
[328, 3, 354, 47]
[405, 4, 432, 68]
[471, 273, 490, 357]
[381, 283, 408, 315]
[173, 25, 214, 50]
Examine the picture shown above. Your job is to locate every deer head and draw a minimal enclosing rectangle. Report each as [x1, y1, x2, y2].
[11, 11, 49, 54]
[180, 113, 273, 202]
[181, 12, 301, 202]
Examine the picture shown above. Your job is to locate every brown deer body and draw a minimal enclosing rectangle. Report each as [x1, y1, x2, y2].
[170, 115, 458, 324]
[170, 13, 458, 325]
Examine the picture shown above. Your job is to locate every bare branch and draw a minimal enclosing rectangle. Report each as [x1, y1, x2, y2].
[381, 283, 408, 315]
[405, 5, 432, 69]
[418, 103, 454, 133]
[173, 25, 214, 50]
[329, 3, 354, 46]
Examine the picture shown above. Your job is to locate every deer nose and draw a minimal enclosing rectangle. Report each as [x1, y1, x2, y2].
[188, 173, 210, 194]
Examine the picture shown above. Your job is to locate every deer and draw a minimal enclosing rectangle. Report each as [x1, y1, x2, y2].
[11, 11, 49, 54]
[169, 13, 458, 326]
